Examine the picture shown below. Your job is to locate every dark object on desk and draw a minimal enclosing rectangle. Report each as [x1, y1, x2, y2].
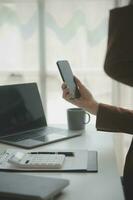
[0, 82, 83, 149]
[0, 172, 69, 200]
[30, 151, 75, 157]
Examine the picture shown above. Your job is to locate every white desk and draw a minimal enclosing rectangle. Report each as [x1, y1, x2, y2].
[0, 124, 125, 200]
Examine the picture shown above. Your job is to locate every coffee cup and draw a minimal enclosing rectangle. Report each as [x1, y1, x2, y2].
[67, 108, 90, 130]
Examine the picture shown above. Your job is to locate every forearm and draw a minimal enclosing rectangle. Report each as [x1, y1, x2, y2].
[84, 100, 99, 115]
[96, 103, 133, 134]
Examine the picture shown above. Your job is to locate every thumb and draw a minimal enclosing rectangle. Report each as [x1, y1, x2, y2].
[74, 76, 84, 89]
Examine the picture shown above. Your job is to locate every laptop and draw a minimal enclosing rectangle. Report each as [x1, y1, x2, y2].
[0, 172, 69, 200]
[0, 82, 82, 149]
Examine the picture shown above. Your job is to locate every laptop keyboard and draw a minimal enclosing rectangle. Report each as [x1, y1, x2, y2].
[1, 127, 66, 142]
[2, 131, 45, 142]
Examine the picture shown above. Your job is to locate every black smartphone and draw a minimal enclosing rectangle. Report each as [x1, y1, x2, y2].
[56, 60, 80, 99]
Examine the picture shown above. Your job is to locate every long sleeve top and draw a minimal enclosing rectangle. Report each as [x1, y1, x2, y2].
[96, 103, 133, 134]
[98, 4, 133, 200]
[96, 103, 133, 200]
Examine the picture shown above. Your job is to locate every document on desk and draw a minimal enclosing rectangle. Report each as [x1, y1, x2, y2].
[0, 149, 98, 172]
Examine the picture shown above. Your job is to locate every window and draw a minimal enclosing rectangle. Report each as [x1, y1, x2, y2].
[0, 0, 131, 175]
[0, 0, 115, 124]
[44, 0, 115, 124]
[0, 1, 40, 85]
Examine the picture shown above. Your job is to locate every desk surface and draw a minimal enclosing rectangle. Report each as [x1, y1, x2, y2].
[0, 124, 125, 200]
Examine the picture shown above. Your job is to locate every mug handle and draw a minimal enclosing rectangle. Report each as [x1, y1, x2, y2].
[84, 112, 90, 124]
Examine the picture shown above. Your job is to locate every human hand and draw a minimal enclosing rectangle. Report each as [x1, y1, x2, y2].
[62, 77, 99, 115]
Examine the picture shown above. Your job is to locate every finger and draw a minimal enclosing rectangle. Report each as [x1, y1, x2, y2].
[63, 90, 75, 102]
[74, 76, 83, 87]
[62, 88, 70, 99]
[74, 76, 86, 92]
[62, 83, 67, 90]
[68, 97, 81, 106]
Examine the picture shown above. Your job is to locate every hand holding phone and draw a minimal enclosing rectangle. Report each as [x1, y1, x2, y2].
[56, 60, 80, 99]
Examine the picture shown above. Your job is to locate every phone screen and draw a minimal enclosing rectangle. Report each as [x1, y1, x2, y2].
[57, 60, 80, 98]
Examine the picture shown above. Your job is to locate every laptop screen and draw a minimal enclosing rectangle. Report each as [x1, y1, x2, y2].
[0, 83, 46, 137]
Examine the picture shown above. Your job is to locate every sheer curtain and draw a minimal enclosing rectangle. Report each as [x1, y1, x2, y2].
[0, 0, 131, 175]
[44, 0, 115, 123]
[0, 0, 39, 82]
[0, 0, 116, 121]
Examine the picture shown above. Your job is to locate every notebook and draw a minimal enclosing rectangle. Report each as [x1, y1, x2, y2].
[0, 83, 82, 149]
[0, 172, 69, 200]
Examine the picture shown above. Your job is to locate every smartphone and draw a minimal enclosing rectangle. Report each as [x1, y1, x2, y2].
[56, 60, 80, 99]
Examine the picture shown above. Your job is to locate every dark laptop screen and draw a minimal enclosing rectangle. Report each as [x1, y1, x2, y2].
[0, 83, 46, 137]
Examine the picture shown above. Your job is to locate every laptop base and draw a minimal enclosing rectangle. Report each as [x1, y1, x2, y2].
[0, 127, 83, 149]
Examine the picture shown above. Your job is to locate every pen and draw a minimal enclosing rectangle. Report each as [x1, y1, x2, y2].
[29, 152, 74, 157]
